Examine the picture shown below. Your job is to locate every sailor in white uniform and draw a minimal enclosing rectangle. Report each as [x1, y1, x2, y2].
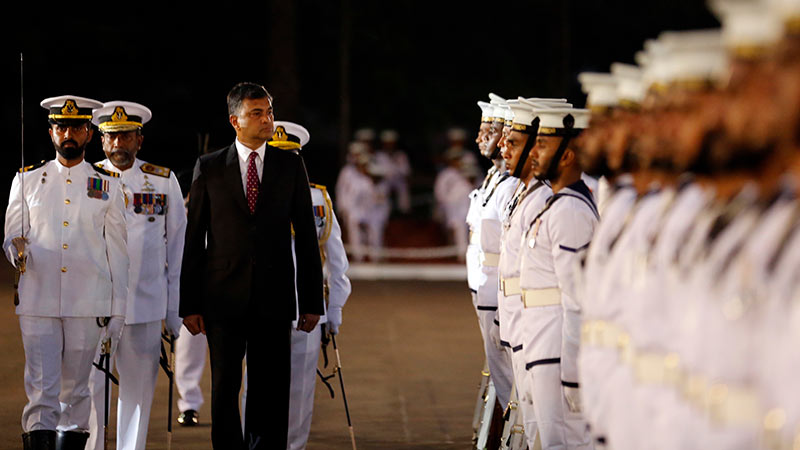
[85, 101, 186, 450]
[4, 95, 129, 450]
[519, 108, 595, 449]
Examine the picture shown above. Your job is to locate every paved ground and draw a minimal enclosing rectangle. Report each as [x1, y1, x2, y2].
[0, 267, 486, 449]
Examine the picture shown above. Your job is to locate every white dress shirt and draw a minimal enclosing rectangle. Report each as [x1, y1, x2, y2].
[235, 139, 266, 192]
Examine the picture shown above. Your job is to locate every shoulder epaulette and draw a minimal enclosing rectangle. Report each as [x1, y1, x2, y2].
[19, 160, 46, 173]
[140, 163, 171, 178]
[92, 163, 120, 178]
[309, 182, 327, 191]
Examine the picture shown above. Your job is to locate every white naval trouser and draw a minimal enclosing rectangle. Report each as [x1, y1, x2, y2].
[19, 316, 102, 433]
[242, 325, 322, 449]
[86, 320, 161, 450]
[474, 302, 514, 408]
[524, 363, 593, 450]
[175, 324, 207, 413]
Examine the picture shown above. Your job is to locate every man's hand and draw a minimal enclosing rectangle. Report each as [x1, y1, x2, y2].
[297, 314, 320, 333]
[564, 386, 583, 413]
[165, 310, 182, 339]
[326, 307, 342, 334]
[183, 314, 206, 335]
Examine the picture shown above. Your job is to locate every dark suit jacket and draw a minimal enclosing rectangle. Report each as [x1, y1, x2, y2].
[179, 143, 324, 321]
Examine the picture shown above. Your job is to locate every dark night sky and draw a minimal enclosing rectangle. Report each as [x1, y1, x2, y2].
[0, 1, 717, 209]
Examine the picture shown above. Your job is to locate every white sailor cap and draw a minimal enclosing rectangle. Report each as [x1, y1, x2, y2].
[379, 129, 399, 142]
[490, 103, 509, 124]
[507, 101, 537, 134]
[518, 97, 568, 104]
[714, 1, 782, 58]
[577, 72, 619, 111]
[269, 121, 310, 150]
[478, 101, 494, 123]
[611, 63, 646, 107]
[660, 29, 728, 86]
[503, 100, 518, 126]
[354, 128, 375, 141]
[537, 108, 591, 136]
[488, 92, 506, 105]
[41, 95, 103, 125]
[92, 101, 152, 133]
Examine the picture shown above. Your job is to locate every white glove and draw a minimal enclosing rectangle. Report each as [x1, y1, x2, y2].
[489, 316, 502, 351]
[103, 316, 125, 355]
[327, 306, 343, 334]
[563, 385, 583, 413]
[165, 311, 182, 339]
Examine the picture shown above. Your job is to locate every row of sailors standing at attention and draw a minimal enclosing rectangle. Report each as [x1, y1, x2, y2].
[464, 0, 800, 448]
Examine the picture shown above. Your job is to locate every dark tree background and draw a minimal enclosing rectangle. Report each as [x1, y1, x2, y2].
[0, 0, 717, 222]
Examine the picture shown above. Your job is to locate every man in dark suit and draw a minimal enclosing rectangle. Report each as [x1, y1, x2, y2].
[179, 82, 324, 449]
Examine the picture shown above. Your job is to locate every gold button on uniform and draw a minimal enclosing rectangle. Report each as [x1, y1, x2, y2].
[63, 221, 69, 227]
[65, 199, 71, 205]
[62, 244, 68, 250]
[66, 179, 72, 184]
[61, 267, 67, 273]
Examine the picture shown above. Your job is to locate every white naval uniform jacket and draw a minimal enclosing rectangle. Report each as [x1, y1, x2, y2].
[96, 158, 186, 325]
[465, 166, 497, 292]
[518, 180, 598, 384]
[3, 159, 128, 318]
[292, 184, 351, 327]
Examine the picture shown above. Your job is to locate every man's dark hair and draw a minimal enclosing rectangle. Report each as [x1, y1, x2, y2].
[227, 82, 273, 116]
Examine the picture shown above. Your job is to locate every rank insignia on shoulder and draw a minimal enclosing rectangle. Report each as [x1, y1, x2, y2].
[140, 163, 171, 178]
[19, 160, 46, 173]
[92, 164, 120, 178]
[87, 177, 110, 201]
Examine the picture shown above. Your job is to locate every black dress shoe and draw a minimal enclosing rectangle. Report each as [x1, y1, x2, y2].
[178, 409, 199, 426]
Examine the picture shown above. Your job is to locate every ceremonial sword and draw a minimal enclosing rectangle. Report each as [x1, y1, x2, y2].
[14, 52, 27, 306]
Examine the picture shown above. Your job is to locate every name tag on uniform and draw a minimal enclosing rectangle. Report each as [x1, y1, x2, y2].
[133, 193, 168, 215]
[87, 177, 109, 200]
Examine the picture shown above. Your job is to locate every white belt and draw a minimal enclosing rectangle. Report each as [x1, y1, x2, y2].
[500, 277, 521, 296]
[521, 288, 561, 307]
[483, 252, 500, 267]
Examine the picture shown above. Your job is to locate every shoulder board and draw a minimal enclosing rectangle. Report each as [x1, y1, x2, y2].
[140, 163, 171, 178]
[19, 160, 46, 173]
[309, 182, 327, 191]
[92, 164, 120, 178]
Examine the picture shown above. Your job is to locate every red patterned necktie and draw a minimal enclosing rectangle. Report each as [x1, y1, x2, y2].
[246, 151, 259, 214]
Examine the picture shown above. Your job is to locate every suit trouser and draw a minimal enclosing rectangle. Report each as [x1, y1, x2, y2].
[19, 316, 101, 433]
[242, 325, 322, 449]
[87, 320, 161, 450]
[175, 324, 207, 413]
[206, 312, 291, 450]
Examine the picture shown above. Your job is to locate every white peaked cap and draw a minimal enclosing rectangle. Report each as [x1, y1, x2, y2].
[518, 98, 573, 110]
[507, 101, 537, 131]
[611, 63, 645, 105]
[504, 99, 518, 123]
[577, 72, 619, 108]
[478, 101, 494, 120]
[270, 120, 310, 150]
[488, 92, 506, 105]
[537, 108, 591, 134]
[92, 101, 152, 132]
[715, 1, 782, 53]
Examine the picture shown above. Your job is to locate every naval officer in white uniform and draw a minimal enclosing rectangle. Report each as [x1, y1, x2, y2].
[86, 101, 186, 450]
[4, 95, 129, 450]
